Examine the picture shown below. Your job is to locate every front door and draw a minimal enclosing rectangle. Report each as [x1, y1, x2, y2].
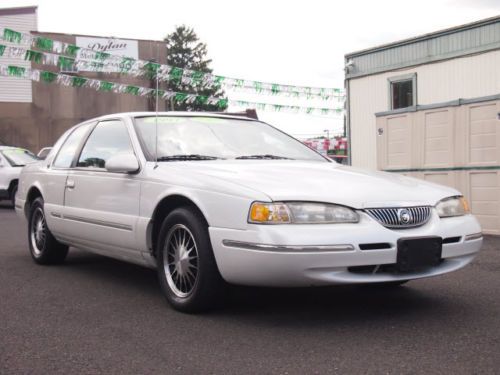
[62, 119, 142, 262]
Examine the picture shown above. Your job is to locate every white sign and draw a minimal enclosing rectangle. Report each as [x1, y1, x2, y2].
[76, 36, 138, 72]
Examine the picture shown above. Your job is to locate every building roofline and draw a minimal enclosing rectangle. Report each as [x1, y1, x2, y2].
[32, 30, 165, 44]
[345, 14, 500, 58]
[0, 5, 37, 16]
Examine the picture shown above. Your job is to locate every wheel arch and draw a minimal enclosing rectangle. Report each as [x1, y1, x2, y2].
[149, 194, 209, 257]
[8, 178, 18, 193]
[24, 184, 43, 217]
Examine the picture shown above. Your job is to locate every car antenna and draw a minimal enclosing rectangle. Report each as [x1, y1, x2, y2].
[154, 43, 160, 169]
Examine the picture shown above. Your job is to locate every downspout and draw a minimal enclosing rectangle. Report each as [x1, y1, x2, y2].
[345, 61, 352, 166]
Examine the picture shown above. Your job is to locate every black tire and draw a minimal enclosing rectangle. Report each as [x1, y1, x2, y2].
[157, 206, 225, 313]
[10, 183, 17, 208]
[28, 197, 69, 264]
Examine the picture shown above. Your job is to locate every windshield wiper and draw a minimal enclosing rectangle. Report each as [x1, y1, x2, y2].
[156, 154, 222, 162]
[235, 154, 294, 160]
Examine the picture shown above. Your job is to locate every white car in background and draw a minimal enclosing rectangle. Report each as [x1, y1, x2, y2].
[16, 112, 483, 312]
[0, 146, 38, 207]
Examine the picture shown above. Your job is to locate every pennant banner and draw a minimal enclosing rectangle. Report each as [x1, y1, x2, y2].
[0, 43, 346, 107]
[0, 27, 345, 101]
[0, 63, 343, 117]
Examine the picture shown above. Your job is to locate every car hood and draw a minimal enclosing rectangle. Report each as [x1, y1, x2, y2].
[160, 161, 461, 209]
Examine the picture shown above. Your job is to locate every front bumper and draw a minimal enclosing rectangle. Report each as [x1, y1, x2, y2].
[209, 212, 482, 287]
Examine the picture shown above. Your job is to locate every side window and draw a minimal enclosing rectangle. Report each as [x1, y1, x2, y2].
[388, 74, 416, 110]
[53, 124, 91, 168]
[77, 120, 134, 169]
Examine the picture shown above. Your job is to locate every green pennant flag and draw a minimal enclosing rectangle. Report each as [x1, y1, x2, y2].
[58, 56, 75, 70]
[235, 79, 244, 87]
[174, 92, 188, 102]
[124, 85, 140, 96]
[144, 62, 160, 79]
[40, 71, 58, 83]
[214, 76, 224, 88]
[99, 81, 114, 92]
[0, 44, 6, 57]
[195, 95, 208, 105]
[271, 84, 279, 95]
[216, 98, 228, 109]
[94, 51, 111, 61]
[153, 89, 165, 97]
[35, 37, 54, 52]
[169, 67, 184, 83]
[7, 65, 25, 77]
[24, 50, 43, 64]
[3, 28, 21, 43]
[120, 57, 134, 73]
[71, 76, 87, 88]
[254, 81, 263, 93]
[65, 44, 80, 57]
[191, 71, 204, 85]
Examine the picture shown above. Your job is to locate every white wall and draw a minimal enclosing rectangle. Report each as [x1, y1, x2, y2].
[0, 11, 37, 102]
[349, 49, 500, 170]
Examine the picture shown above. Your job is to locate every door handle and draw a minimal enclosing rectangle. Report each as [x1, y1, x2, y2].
[66, 179, 75, 189]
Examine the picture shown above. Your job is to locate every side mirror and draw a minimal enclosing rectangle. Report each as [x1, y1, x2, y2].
[105, 153, 140, 174]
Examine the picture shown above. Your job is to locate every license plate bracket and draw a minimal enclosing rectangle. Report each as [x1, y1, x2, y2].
[396, 236, 442, 272]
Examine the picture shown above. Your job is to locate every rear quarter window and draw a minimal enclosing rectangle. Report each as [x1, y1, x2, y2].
[53, 124, 91, 168]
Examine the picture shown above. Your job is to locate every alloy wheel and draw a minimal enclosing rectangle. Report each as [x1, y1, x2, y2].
[163, 224, 199, 298]
[30, 207, 46, 256]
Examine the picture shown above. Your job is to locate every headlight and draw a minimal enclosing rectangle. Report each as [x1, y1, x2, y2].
[248, 202, 359, 224]
[435, 196, 470, 217]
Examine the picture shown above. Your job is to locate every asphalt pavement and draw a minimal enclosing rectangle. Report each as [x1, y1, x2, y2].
[1, 203, 499, 374]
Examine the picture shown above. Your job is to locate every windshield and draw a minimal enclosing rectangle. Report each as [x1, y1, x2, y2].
[1, 148, 38, 166]
[134, 116, 327, 162]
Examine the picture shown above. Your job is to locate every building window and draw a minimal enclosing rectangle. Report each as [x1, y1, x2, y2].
[388, 74, 416, 110]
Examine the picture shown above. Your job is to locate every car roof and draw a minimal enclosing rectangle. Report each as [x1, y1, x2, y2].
[91, 112, 260, 123]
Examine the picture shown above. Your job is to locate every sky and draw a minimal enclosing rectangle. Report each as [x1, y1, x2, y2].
[1, 0, 500, 138]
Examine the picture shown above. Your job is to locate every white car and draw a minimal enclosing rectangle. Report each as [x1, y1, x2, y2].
[0, 146, 38, 207]
[16, 112, 483, 312]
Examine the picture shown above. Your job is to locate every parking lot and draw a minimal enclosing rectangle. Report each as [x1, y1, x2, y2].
[0, 203, 499, 374]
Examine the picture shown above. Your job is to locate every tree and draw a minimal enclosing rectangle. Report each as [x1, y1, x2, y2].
[164, 25, 227, 112]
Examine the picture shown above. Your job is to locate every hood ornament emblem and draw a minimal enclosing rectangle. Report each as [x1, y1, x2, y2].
[398, 209, 412, 224]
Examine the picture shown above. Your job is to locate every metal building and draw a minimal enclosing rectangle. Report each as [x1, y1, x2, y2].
[345, 15, 500, 234]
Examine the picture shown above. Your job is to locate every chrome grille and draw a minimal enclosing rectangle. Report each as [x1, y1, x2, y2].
[365, 206, 432, 229]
